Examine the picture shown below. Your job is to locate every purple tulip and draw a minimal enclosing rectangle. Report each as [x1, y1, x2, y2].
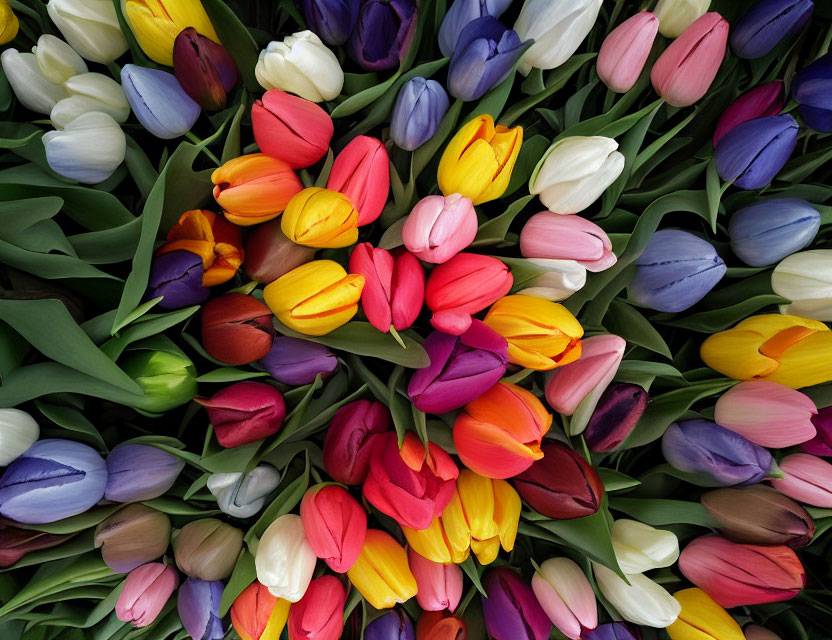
[259, 336, 338, 385]
[448, 17, 526, 101]
[0, 439, 107, 524]
[482, 567, 551, 640]
[662, 420, 774, 487]
[408, 320, 508, 414]
[629, 230, 726, 313]
[121, 64, 201, 140]
[730, 0, 814, 59]
[714, 114, 799, 189]
[177, 578, 224, 640]
[349, 0, 418, 71]
[584, 383, 648, 452]
[147, 251, 209, 310]
[713, 81, 784, 146]
[438, 0, 514, 57]
[584, 622, 641, 640]
[800, 406, 832, 456]
[390, 77, 450, 151]
[303, 0, 361, 45]
[105, 444, 185, 503]
[364, 609, 415, 640]
[792, 52, 832, 132]
[729, 198, 820, 267]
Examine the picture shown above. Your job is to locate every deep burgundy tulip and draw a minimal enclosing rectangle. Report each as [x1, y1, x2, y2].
[303, 0, 361, 45]
[147, 250, 209, 309]
[482, 567, 551, 640]
[584, 383, 648, 452]
[194, 381, 286, 448]
[365, 609, 415, 640]
[288, 575, 347, 640]
[713, 81, 784, 146]
[105, 443, 185, 502]
[792, 51, 832, 131]
[322, 399, 391, 484]
[173, 27, 239, 111]
[244, 219, 316, 284]
[800, 406, 832, 455]
[583, 623, 640, 640]
[730, 0, 814, 60]
[201, 293, 274, 365]
[349, 0, 418, 71]
[327, 135, 389, 226]
[260, 336, 338, 385]
[0, 519, 71, 568]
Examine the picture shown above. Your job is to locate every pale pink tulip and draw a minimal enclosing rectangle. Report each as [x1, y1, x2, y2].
[770, 454, 832, 508]
[408, 548, 463, 612]
[531, 557, 597, 639]
[116, 563, 179, 628]
[402, 194, 478, 264]
[597, 11, 659, 93]
[519, 212, 617, 272]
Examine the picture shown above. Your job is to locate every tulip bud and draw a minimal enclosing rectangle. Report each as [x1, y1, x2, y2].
[531, 557, 597, 640]
[123, 0, 218, 66]
[772, 250, 832, 320]
[0, 439, 107, 524]
[679, 535, 806, 607]
[230, 581, 290, 640]
[770, 453, 832, 507]
[105, 443, 184, 502]
[483, 567, 551, 640]
[42, 111, 126, 184]
[256, 31, 343, 102]
[729, 198, 819, 268]
[281, 187, 359, 248]
[46, 0, 128, 63]
[792, 52, 832, 132]
[256, 514, 317, 601]
[32, 34, 87, 84]
[402, 194, 477, 264]
[288, 575, 346, 640]
[438, 114, 522, 205]
[800, 406, 832, 455]
[593, 564, 681, 628]
[252, 89, 333, 169]
[147, 251, 210, 309]
[201, 294, 274, 365]
[120, 347, 198, 413]
[94, 504, 171, 573]
[583, 623, 640, 640]
[173, 28, 239, 111]
[178, 577, 225, 640]
[744, 625, 781, 640]
[516, 260, 586, 303]
[365, 610, 416, 640]
[653, 0, 711, 38]
[121, 65, 201, 140]
[612, 519, 680, 574]
[300, 484, 367, 572]
[347, 529, 417, 609]
[175, 519, 242, 583]
[731, 0, 813, 59]
[0, 520, 71, 568]
[409, 548, 463, 611]
[713, 82, 785, 147]
[207, 465, 281, 518]
[584, 383, 648, 452]
[116, 563, 179, 628]
[0, 0, 16, 45]
[322, 400, 391, 484]
[666, 588, 745, 640]
[438, 0, 512, 57]
[416, 610, 467, 640]
[0, 409, 39, 466]
[520, 212, 617, 272]
[391, 78, 450, 151]
[0, 49, 67, 115]
[55, 72, 130, 129]
[350, 0, 417, 71]
[597, 11, 659, 93]
[244, 219, 315, 284]
[303, 0, 360, 45]
[195, 381, 286, 448]
[327, 137, 389, 226]
[260, 336, 338, 385]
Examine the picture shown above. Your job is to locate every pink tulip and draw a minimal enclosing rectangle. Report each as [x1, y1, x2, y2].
[713, 81, 784, 146]
[651, 12, 730, 107]
[770, 453, 832, 507]
[327, 135, 389, 225]
[531, 557, 597, 640]
[519, 212, 617, 273]
[116, 563, 179, 628]
[597, 11, 659, 94]
[287, 575, 346, 640]
[408, 548, 463, 612]
[402, 194, 478, 264]
[300, 484, 367, 573]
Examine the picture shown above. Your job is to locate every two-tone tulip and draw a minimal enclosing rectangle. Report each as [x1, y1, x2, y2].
[288, 575, 346, 640]
[438, 0, 512, 56]
[302, 0, 360, 46]
[520, 212, 617, 272]
[261, 336, 338, 385]
[322, 399, 390, 484]
[327, 136, 389, 226]
[416, 611, 467, 640]
[255, 514, 317, 602]
[207, 466, 281, 518]
[46, 0, 128, 63]
[256, 31, 343, 101]
[593, 564, 681, 627]
[365, 610, 415, 640]
[178, 578, 225, 640]
[584, 383, 648, 452]
[0, 521, 70, 568]
[772, 250, 832, 320]
[729, 198, 819, 267]
[281, 188, 359, 247]
[116, 563, 179, 628]
[801, 406, 832, 456]
[347, 529, 417, 609]
[715, 115, 799, 189]
[300, 484, 367, 572]
[147, 251, 209, 309]
[482, 567, 551, 640]
[512, 258, 587, 302]
[174, 518, 243, 582]
[0, 409, 38, 466]
[731, 0, 814, 60]
[120, 347, 197, 413]
[349, 0, 417, 71]
[122, 0, 218, 66]
[531, 557, 597, 639]
[713, 82, 784, 146]
[94, 504, 171, 573]
[42, 112, 126, 183]
[121, 65, 201, 140]
[402, 194, 477, 264]
[666, 588, 745, 640]
[409, 548, 463, 611]
[200, 294, 274, 365]
[597, 11, 659, 93]
[173, 27, 239, 111]
[195, 382, 286, 448]
[792, 52, 832, 132]
[391, 78, 450, 151]
[105, 443, 184, 502]
[611, 519, 679, 574]
[653, 0, 710, 38]
[231, 581, 290, 640]
[770, 453, 832, 507]
[244, 220, 315, 284]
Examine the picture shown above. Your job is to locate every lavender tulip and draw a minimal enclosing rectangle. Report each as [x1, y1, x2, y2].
[408, 320, 508, 414]
[730, 0, 814, 59]
[483, 567, 552, 640]
[148, 251, 209, 310]
[448, 17, 526, 101]
[121, 64, 201, 139]
[303, 0, 361, 45]
[583, 622, 641, 640]
[260, 336, 338, 385]
[364, 609, 415, 640]
[629, 230, 726, 313]
[0, 439, 107, 524]
[349, 0, 418, 71]
[792, 52, 832, 132]
[105, 444, 185, 503]
[662, 420, 774, 487]
[584, 383, 648, 452]
[729, 198, 820, 267]
[714, 114, 799, 189]
[177, 578, 224, 640]
[438, 0, 514, 56]
[390, 77, 450, 151]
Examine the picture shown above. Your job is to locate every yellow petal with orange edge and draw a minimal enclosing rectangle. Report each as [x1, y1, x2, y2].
[700, 329, 779, 381]
[291, 274, 364, 319]
[456, 470, 498, 542]
[167, 210, 215, 243]
[264, 260, 349, 313]
[493, 479, 521, 552]
[347, 530, 417, 609]
[471, 536, 501, 565]
[767, 330, 832, 389]
[476, 125, 523, 204]
[666, 588, 744, 640]
[158, 239, 215, 270]
[277, 305, 357, 336]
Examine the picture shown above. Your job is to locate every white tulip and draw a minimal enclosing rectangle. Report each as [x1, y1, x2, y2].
[51, 72, 130, 129]
[46, 0, 128, 64]
[255, 514, 317, 602]
[32, 34, 87, 84]
[654, 0, 711, 38]
[42, 111, 126, 183]
[0, 49, 68, 115]
[530, 136, 625, 215]
[207, 466, 281, 519]
[0, 409, 39, 466]
[593, 563, 681, 628]
[611, 519, 680, 574]
[772, 250, 832, 321]
[517, 259, 587, 301]
[531, 557, 597, 639]
[255, 31, 344, 102]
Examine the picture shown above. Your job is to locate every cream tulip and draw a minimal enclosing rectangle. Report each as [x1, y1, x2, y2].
[255, 31, 343, 102]
[593, 563, 681, 628]
[771, 250, 832, 321]
[654, 0, 711, 38]
[32, 34, 87, 84]
[0, 49, 68, 114]
[255, 514, 317, 602]
[52, 72, 130, 129]
[42, 111, 127, 183]
[46, 0, 129, 64]
[516, 259, 587, 301]
[0, 408, 39, 466]
[611, 519, 680, 574]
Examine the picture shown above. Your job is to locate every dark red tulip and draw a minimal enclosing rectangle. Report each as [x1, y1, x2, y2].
[201, 293, 274, 365]
[173, 27, 239, 110]
[322, 400, 391, 484]
[0, 518, 72, 567]
[194, 381, 286, 448]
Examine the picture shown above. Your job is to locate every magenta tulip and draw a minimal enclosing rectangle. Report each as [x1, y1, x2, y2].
[713, 81, 784, 146]
[800, 406, 832, 456]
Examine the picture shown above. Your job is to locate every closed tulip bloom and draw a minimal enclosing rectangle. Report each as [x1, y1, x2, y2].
[53, 72, 130, 129]
[147, 251, 209, 309]
[651, 12, 729, 107]
[0, 49, 68, 115]
[121, 64, 201, 140]
[195, 382, 286, 448]
[231, 581, 290, 640]
[201, 294, 274, 365]
[714, 381, 817, 447]
[416, 611, 467, 640]
[409, 548, 462, 611]
[0, 521, 70, 568]
[701, 485, 815, 547]
[531, 557, 597, 639]
[584, 383, 648, 453]
[730, 198, 819, 267]
[514, 258, 587, 302]
[0, 409, 38, 466]
[256, 514, 317, 602]
[438, 114, 523, 205]
[174, 518, 243, 582]
[792, 52, 832, 132]
[801, 406, 832, 455]
[402, 194, 477, 264]
[662, 420, 774, 487]
[713, 82, 785, 146]
[260, 336, 338, 385]
[288, 575, 346, 640]
[772, 250, 832, 320]
[0, 439, 107, 524]
[173, 27, 239, 111]
[327, 136, 389, 226]
[584, 623, 640, 640]
[715, 115, 799, 189]
[0, 0, 17, 44]
[252, 90, 333, 169]
[667, 588, 745, 640]
[654, 0, 710, 37]
[116, 563, 179, 628]
[731, 0, 813, 59]
[33, 34, 87, 84]
[598, 11, 659, 93]
[281, 188, 359, 248]
[350, 0, 417, 71]
[347, 529, 417, 609]
[520, 212, 617, 272]
[438, 0, 512, 56]
[391, 78, 450, 151]
[322, 399, 391, 484]
[123, 0, 219, 66]
[105, 443, 184, 502]
[207, 466, 281, 519]
[46, 0, 128, 63]
[303, 0, 360, 45]
[483, 567, 551, 640]
[300, 484, 367, 573]
[120, 348, 198, 413]
[593, 564, 681, 628]
[95, 504, 171, 573]
[42, 111, 126, 183]
[679, 535, 806, 607]
[178, 578, 225, 640]
[256, 31, 343, 102]
[365, 610, 415, 640]
[612, 519, 680, 574]
[244, 220, 315, 284]
[770, 453, 832, 507]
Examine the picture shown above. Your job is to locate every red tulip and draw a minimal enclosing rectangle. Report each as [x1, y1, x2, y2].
[201, 293, 274, 365]
[327, 135, 389, 225]
[244, 219, 316, 284]
[0, 518, 71, 568]
[287, 575, 346, 640]
[194, 381, 286, 448]
[416, 611, 468, 640]
[173, 27, 239, 110]
[300, 484, 367, 573]
[322, 400, 391, 484]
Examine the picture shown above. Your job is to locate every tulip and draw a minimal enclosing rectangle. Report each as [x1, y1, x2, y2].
[207, 466, 281, 519]
[173, 27, 239, 111]
[256, 31, 343, 102]
[195, 382, 286, 448]
[612, 519, 680, 574]
[731, 0, 813, 59]
[350, 0, 417, 71]
[531, 557, 597, 640]
[679, 535, 806, 607]
[513, 259, 588, 302]
[772, 250, 832, 320]
[584, 383, 648, 452]
[713, 82, 784, 146]
[252, 89, 333, 169]
[174, 518, 243, 582]
[402, 194, 477, 264]
[416, 611, 467, 640]
[33, 34, 87, 84]
[714, 380, 817, 447]
[593, 564, 681, 628]
[46, 0, 128, 63]
[651, 13, 729, 107]
[288, 576, 346, 640]
[105, 443, 184, 502]
[122, 64, 202, 141]
[583, 623, 640, 640]
[792, 52, 832, 132]
[231, 581, 291, 640]
[212, 154, 304, 226]
[281, 188, 359, 248]
[770, 453, 832, 507]
[52, 72, 130, 129]
[482, 567, 551, 640]
[347, 529, 417, 609]
[303, 0, 360, 45]
[0, 439, 107, 524]
[438, 0, 512, 56]
[116, 563, 179, 628]
[0, 0, 16, 45]
[701, 485, 815, 547]
[448, 17, 525, 102]
[94, 504, 171, 573]
[365, 610, 415, 640]
[520, 212, 617, 272]
[264, 260, 364, 335]
[513, 0, 603, 74]
[178, 578, 225, 640]
[391, 78, 450, 151]
[744, 626, 782, 640]
[801, 406, 832, 455]
[0, 49, 67, 115]
[201, 294, 274, 364]
[700, 313, 832, 388]
[629, 229, 726, 312]
[715, 114, 799, 189]
[42, 111, 126, 183]
[256, 514, 317, 601]
[260, 336, 338, 385]
[662, 420, 774, 487]
[0, 409, 38, 467]
[157, 209, 244, 287]
[0, 521, 70, 568]
[530, 136, 625, 215]
[147, 251, 210, 309]
[654, 0, 711, 37]
[408, 548, 463, 611]
[120, 347, 198, 413]
[438, 114, 522, 205]
[322, 399, 391, 484]
[666, 588, 745, 640]
[597, 11, 659, 93]
[244, 219, 316, 284]
[300, 484, 367, 573]
[729, 198, 819, 267]
[327, 136, 389, 226]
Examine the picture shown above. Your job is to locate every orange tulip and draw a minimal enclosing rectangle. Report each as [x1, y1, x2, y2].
[230, 580, 290, 640]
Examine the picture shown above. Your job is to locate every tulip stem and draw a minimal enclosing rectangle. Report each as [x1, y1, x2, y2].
[106, 61, 122, 81]
[388, 326, 407, 349]
[457, 585, 477, 616]
[185, 132, 221, 166]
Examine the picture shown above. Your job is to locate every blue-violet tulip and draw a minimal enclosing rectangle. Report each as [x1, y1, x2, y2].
[583, 622, 641, 640]
[259, 336, 338, 385]
[714, 114, 799, 189]
[792, 51, 832, 132]
[121, 64, 201, 139]
[349, 0, 418, 71]
[438, 0, 514, 57]
[729, 198, 820, 267]
[364, 609, 415, 640]
[390, 77, 450, 151]
[177, 578, 224, 640]
[147, 251, 210, 310]
[730, 0, 814, 59]
[303, 0, 361, 45]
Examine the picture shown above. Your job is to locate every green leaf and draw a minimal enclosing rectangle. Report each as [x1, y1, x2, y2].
[657, 295, 788, 333]
[196, 368, 271, 383]
[609, 497, 718, 528]
[202, 0, 261, 91]
[705, 160, 722, 231]
[219, 551, 256, 616]
[347, 354, 389, 403]
[504, 135, 549, 198]
[597, 468, 641, 492]
[411, 97, 462, 180]
[332, 71, 403, 118]
[141, 498, 220, 517]
[604, 300, 672, 359]
[0, 197, 62, 238]
[35, 400, 107, 450]
[15, 504, 123, 535]
[460, 556, 486, 597]
[388, 366, 413, 446]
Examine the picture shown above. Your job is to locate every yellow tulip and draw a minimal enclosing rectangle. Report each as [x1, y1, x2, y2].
[281, 187, 359, 249]
[0, 0, 18, 45]
[700, 314, 832, 389]
[437, 114, 522, 205]
[484, 294, 584, 370]
[666, 588, 745, 640]
[263, 260, 364, 336]
[122, 0, 219, 66]
[346, 529, 417, 609]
